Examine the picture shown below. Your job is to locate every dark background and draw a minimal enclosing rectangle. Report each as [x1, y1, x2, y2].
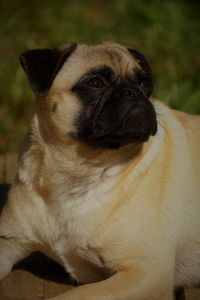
[0, 0, 199, 153]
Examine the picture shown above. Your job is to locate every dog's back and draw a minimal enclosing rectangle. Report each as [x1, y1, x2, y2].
[174, 110, 200, 178]
[171, 109, 200, 287]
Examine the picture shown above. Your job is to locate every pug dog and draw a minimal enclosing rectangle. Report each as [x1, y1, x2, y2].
[0, 42, 200, 300]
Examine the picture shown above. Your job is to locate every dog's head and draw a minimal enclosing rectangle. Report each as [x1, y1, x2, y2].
[20, 42, 157, 148]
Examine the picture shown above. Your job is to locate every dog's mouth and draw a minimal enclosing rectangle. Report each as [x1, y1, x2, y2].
[73, 106, 157, 149]
[84, 130, 153, 149]
[72, 129, 153, 149]
[72, 87, 157, 149]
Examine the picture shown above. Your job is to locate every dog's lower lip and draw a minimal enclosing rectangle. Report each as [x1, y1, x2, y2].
[71, 128, 152, 146]
[86, 132, 151, 146]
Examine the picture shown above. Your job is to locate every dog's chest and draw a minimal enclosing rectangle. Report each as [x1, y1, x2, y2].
[48, 170, 118, 283]
[54, 208, 113, 284]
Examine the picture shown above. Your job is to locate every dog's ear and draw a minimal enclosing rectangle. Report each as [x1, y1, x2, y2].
[127, 48, 153, 97]
[19, 43, 77, 96]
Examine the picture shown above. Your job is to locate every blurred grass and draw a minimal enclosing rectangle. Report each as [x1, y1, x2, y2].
[0, 0, 199, 153]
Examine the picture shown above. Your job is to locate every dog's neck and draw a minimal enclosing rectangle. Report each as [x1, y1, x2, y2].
[17, 105, 165, 201]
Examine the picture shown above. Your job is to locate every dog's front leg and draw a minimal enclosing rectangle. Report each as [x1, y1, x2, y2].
[0, 195, 32, 280]
[50, 269, 173, 300]
[0, 236, 31, 280]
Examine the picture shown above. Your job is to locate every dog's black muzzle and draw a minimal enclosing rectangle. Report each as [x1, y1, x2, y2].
[78, 82, 157, 149]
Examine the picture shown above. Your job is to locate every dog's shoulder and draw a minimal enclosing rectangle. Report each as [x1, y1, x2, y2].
[173, 109, 200, 143]
[173, 109, 200, 176]
[173, 109, 200, 130]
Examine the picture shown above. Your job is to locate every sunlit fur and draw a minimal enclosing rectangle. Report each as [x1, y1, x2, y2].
[0, 43, 200, 300]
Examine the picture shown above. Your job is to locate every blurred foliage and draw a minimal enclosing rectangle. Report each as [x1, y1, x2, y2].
[0, 0, 199, 153]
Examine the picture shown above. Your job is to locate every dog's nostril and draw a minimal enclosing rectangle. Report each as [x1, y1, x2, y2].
[124, 89, 133, 97]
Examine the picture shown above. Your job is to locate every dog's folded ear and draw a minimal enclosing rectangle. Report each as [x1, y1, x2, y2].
[19, 43, 77, 96]
[127, 48, 153, 97]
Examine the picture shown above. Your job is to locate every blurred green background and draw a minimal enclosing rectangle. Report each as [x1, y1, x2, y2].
[0, 0, 199, 153]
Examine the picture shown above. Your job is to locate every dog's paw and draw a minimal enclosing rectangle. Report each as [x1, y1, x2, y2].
[0, 257, 12, 280]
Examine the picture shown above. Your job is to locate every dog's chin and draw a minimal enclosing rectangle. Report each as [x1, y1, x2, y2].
[72, 131, 153, 150]
[90, 133, 153, 149]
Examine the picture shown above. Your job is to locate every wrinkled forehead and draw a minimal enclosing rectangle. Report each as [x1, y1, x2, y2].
[52, 43, 140, 90]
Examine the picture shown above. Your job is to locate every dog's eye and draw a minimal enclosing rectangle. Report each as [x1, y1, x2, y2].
[87, 76, 105, 89]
